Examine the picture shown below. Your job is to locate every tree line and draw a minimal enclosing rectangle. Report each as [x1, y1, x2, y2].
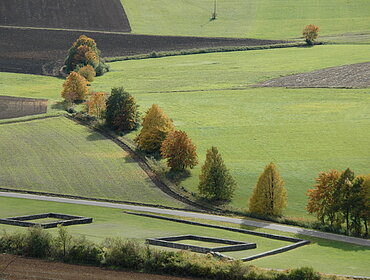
[60, 35, 368, 237]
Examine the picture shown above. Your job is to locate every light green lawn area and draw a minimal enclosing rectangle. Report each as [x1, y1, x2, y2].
[0, 117, 183, 207]
[91, 45, 370, 217]
[0, 72, 63, 115]
[0, 197, 369, 277]
[122, 0, 370, 40]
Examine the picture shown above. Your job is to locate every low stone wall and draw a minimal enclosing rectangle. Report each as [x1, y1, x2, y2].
[0, 212, 93, 229]
[129, 211, 310, 262]
[147, 234, 256, 254]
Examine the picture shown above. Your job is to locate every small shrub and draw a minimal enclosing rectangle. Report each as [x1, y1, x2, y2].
[67, 236, 103, 265]
[104, 238, 145, 270]
[78, 65, 96, 82]
[288, 267, 320, 280]
[24, 226, 52, 258]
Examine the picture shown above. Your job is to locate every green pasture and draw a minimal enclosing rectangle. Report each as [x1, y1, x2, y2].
[122, 0, 370, 41]
[91, 45, 370, 217]
[0, 72, 63, 115]
[0, 196, 369, 276]
[0, 117, 183, 207]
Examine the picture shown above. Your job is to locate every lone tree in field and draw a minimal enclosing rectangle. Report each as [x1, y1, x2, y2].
[61, 71, 89, 102]
[105, 87, 139, 132]
[303, 24, 320, 45]
[64, 35, 109, 76]
[86, 91, 107, 119]
[249, 162, 287, 216]
[135, 104, 175, 153]
[161, 130, 198, 171]
[307, 170, 341, 226]
[198, 147, 236, 202]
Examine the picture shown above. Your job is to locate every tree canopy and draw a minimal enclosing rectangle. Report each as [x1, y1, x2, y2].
[249, 162, 287, 216]
[198, 146, 236, 202]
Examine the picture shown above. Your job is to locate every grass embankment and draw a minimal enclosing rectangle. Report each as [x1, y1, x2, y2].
[122, 0, 370, 41]
[0, 196, 369, 277]
[0, 117, 183, 207]
[91, 45, 370, 218]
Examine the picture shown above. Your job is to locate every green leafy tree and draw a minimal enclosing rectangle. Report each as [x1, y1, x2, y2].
[359, 175, 370, 236]
[333, 168, 355, 234]
[105, 87, 139, 132]
[249, 162, 287, 216]
[160, 130, 198, 171]
[135, 104, 175, 153]
[198, 146, 236, 202]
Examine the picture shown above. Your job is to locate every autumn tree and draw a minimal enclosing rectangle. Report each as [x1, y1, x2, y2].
[160, 130, 198, 171]
[249, 162, 287, 216]
[306, 170, 341, 226]
[86, 91, 107, 118]
[105, 87, 139, 132]
[303, 24, 320, 45]
[78, 65, 96, 82]
[358, 175, 370, 236]
[64, 35, 109, 76]
[198, 147, 236, 202]
[135, 104, 175, 153]
[61, 71, 89, 102]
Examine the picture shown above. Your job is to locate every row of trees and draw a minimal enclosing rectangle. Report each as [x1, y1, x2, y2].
[307, 169, 370, 236]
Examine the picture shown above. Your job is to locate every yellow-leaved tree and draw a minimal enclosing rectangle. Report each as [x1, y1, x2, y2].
[135, 104, 175, 153]
[86, 91, 107, 118]
[249, 162, 287, 216]
[61, 71, 88, 102]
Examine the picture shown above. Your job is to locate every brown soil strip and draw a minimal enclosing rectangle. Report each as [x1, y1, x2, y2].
[256, 62, 370, 88]
[0, 27, 288, 75]
[0, 0, 131, 32]
[0, 254, 199, 280]
[0, 96, 48, 120]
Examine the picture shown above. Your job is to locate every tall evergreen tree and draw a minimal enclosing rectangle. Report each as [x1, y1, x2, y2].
[135, 104, 175, 153]
[249, 162, 287, 216]
[198, 147, 236, 202]
[105, 87, 139, 132]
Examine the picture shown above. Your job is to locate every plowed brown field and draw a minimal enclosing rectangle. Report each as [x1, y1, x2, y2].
[0, 254, 199, 280]
[0, 27, 287, 75]
[0, 96, 48, 120]
[0, 0, 131, 32]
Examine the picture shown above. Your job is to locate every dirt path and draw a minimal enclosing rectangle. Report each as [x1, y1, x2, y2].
[257, 62, 370, 88]
[0, 254, 198, 280]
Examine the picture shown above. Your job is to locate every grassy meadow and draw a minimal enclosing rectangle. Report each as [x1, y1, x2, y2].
[0, 117, 184, 207]
[0, 196, 369, 276]
[122, 0, 370, 41]
[91, 45, 370, 217]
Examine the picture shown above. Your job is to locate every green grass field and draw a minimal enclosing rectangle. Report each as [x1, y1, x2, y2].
[122, 0, 370, 41]
[90, 45, 370, 217]
[0, 196, 369, 276]
[0, 117, 183, 207]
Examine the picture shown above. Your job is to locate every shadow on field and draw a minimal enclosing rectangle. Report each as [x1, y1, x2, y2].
[86, 133, 105, 141]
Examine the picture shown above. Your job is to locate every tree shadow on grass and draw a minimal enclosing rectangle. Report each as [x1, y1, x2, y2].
[50, 101, 65, 111]
[86, 133, 105, 141]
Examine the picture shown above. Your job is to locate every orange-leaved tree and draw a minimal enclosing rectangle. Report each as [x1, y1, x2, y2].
[61, 71, 89, 103]
[161, 130, 198, 171]
[86, 91, 107, 118]
[303, 24, 320, 45]
[135, 104, 175, 153]
[306, 170, 341, 225]
[249, 162, 287, 216]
